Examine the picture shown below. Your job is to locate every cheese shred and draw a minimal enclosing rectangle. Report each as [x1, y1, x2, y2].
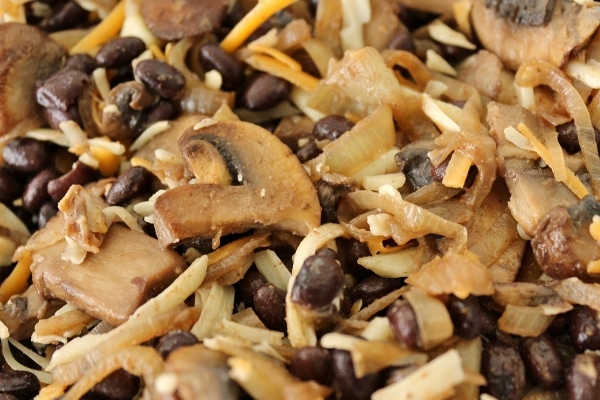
[69, 0, 125, 54]
[245, 54, 319, 92]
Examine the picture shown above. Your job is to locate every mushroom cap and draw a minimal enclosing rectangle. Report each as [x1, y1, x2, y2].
[153, 119, 322, 248]
[0, 23, 67, 135]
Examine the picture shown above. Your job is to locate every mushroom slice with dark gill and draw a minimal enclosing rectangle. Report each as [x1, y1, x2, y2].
[471, 0, 600, 70]
[30, 216, 186, 326]
[153, 119, 322, 248]
[0, 23, 67, 135]
[532, 196, 600, 282]
[140, 0, 229, 41]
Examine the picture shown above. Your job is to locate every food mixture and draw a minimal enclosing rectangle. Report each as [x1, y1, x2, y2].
[1, 0, 600, 399]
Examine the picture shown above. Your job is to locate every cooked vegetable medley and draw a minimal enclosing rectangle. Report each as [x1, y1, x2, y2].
[1, 0, 600, 399]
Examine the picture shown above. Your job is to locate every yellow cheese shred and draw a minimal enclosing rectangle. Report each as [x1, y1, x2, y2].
[517, 123, 589, 199]
[0, 251, 32, 304]
[248, 43, 302, 71]
[69, 0, 125, 54]
[220, 0, 299, 53]
[442, 151, 472, 189]
[245, 54, 320, 92]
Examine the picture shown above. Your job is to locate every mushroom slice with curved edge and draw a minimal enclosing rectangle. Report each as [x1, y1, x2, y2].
[0, 23, 67, 135]
[153, 119, 322, 248]
[140, 0, 229, 41]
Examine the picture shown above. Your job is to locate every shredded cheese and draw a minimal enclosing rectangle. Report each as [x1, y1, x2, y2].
[69, 0, 125, 54]
[220, 0, 300, 53]
[0, 251, 31, 303]
[517, 123, 589, 198]
[340, 0, 371, 51]
[442, 151, 472, 188]
[248, 42, 302, 71]
[245, 54, 319, 92]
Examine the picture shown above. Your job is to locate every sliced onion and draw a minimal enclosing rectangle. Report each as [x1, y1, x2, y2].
[404, 288, 454, 350]
[406, 251, 494, 298]
[498, 305, 554, 337]
[515, 59, 600, 199]
[551, 277, 600, 312]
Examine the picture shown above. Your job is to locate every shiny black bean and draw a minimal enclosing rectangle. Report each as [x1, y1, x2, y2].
[387, 30, 416, 53]
[134, 59, 186, 99]
[291, 48, 321, 77]
[315, 246, 337, 259]
[295, 140, 321, 163]
[557, 121, 600, 154]
[290, 346, 333, 385]
[2, 137, 53, 174]
[36, 69, 90, 111]
[566, 353, 600, 400]
[253, 283, 287, 332]
[106, 167, 153, 205]
[47, 161, 98, 202]
[569, 305, 600, 352]
[343, 239, 371, 280]
[41, 105, 82, 130]
[445, 294, 483, 339]
[22, 168, 60, 212]
[96, 37, 147, 69]
[235, 268, 268, 307]
[0, 370, 40, 399]
[387, 299, 420, 348]
[290, 254, 344, 310]
[64, 53, 97, 74]
[155, 330, 199, 360]
[313, 115, 354, 141]
[349, 275, 404, 307]
[199, 43, 245, 91]
[38, 201, 58, 229]
[0, 167, 24, 203]
[241, 73, 291, 111]
[133, 100, 177, 136]
[481, 341, 526, 400]
[44, 1, 88, 32]
[331, 349, 380, 400]
[86, 368, 140, 400]
[519, 334, 564, 390]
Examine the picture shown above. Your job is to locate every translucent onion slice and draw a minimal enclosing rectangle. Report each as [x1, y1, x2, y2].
[498, 305, 555, 337]
[404, 288, 454, 350]
[406, 251, 494, 299]
[551, 277, 600, 312]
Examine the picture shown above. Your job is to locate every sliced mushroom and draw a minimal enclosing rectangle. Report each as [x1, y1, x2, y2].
[31, 218, 186, 326]
[153, 119, 321, 248]
[0, 23, 67, 135]
[484, 0, 557, 26]
[141, 0, 229, 41]
[161, 344, 239, 400]
[532, 196, 600, 281]
[472, 0, 600, 70]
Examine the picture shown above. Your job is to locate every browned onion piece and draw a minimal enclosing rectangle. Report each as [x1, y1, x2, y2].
[515, 59, 600, 200]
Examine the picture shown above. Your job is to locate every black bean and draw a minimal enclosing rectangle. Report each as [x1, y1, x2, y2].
[481, 341, 526, 400]
[0, 394, 19, 400]
[430, 157, 450, 183]
[445, 294, 483, 340]
[290, 346, 333, 385]
[241, 73, 291, 111]
[235, 268, 268, 307]
[36, 69, 90, 111]
[253, 283, 287, 332]
[198, 43, 245, 92]
[349, 275, 404, 307]
[96, 37, 147, 69]
[290, 254, 344, 310]
[557, 121, 600, 154]
[38, 201, 58, 229]
[41, 105, 82, 130]
[387, 30, 416, 53]
[106, 167, 153, 205]
[295, 140, 321, 163]
[342, 239, 371, 280]
[133, 100, 177, 136]
[44, 1, 88, 32]
[155, 330, 199, 360]
[313, 115, 354, 142]
[0, 370, 40, 399]
[22, 168, 60, 212]
[440, 43, 474, 63]
[64, 53, 97, 74]
[566, 353, 600, 400]
[331, 349, 380, 400]
[315, 246, 337, 259]
[519, 334, 564, 390]
[569, 305, 600, 352]
[387, 300, 420, 349]
[86, 368, 140, 400]
[47, 161, 98, 202]
[2, 137, 53, 174]
[0, 167, 24, 203]
[134, 59, 186, 99]
[291, 48, 321, 77]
